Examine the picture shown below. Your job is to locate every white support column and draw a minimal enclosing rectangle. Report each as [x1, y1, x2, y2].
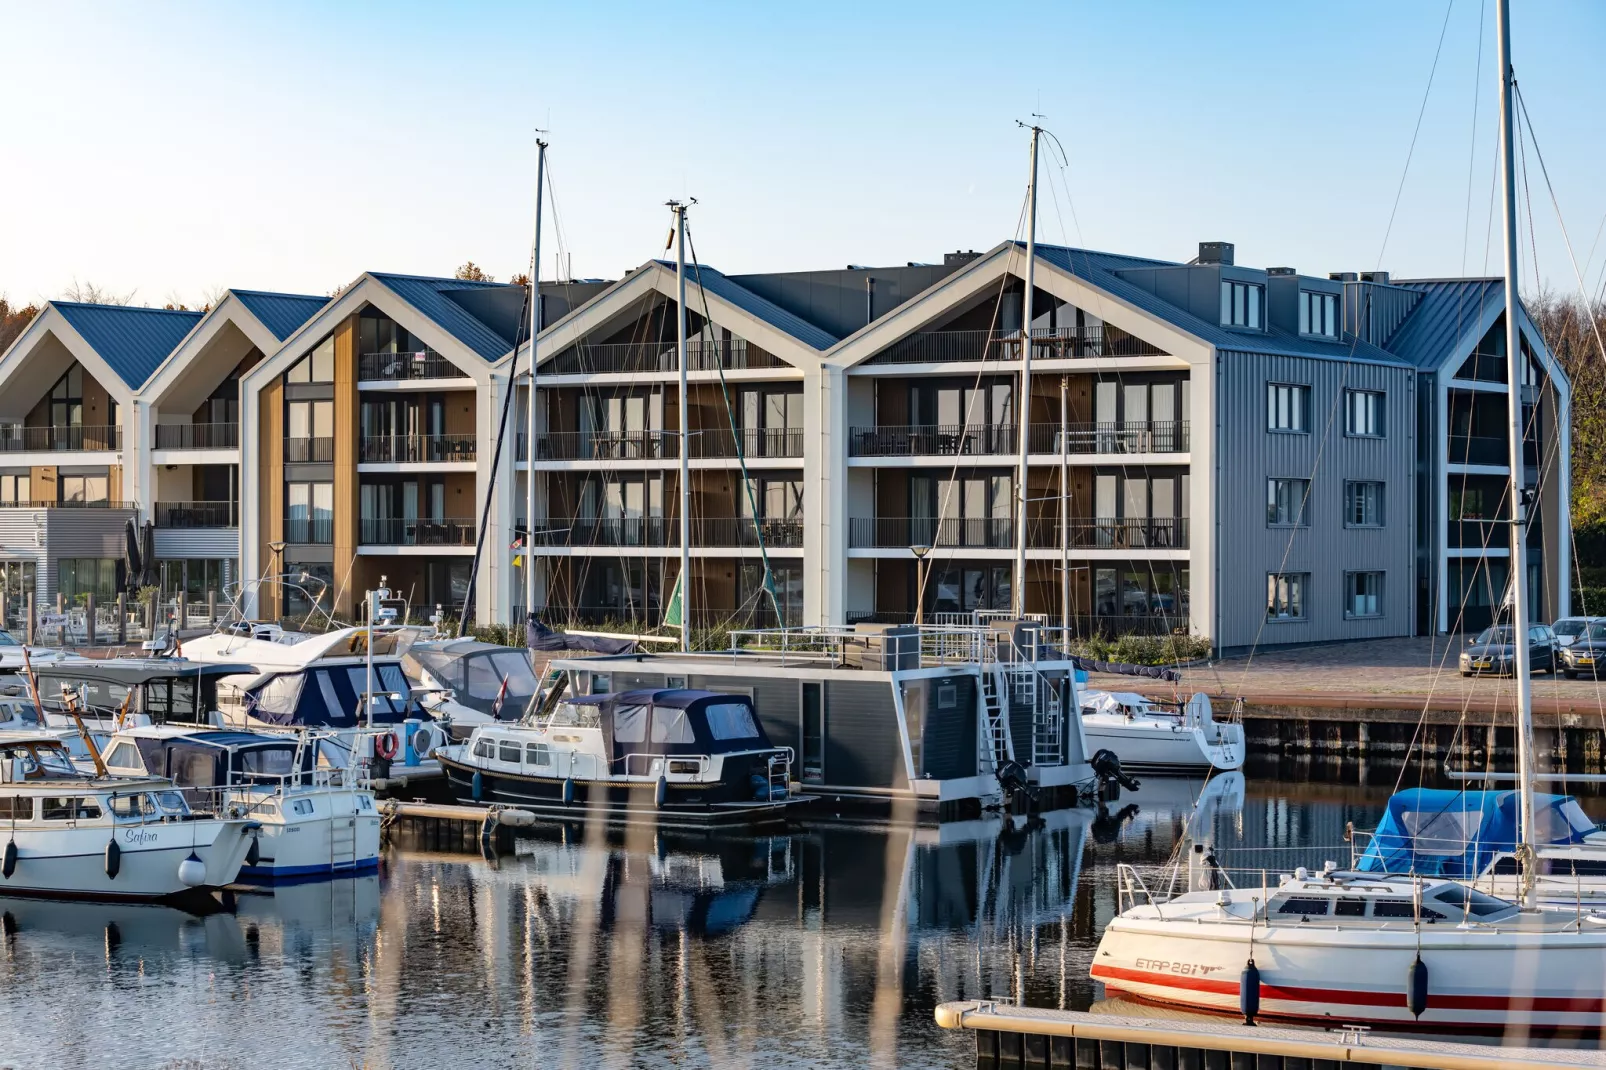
[804, 362, 849, 627]
[1436, 375, 1450, 634]
[478, 370, 516, 627]
[125, 398, 154, 518]
[1189, 348, 1216, 641]
[238, 385, 261, 618]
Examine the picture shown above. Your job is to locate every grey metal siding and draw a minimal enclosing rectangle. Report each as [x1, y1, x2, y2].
[690, 673, 800, 755]
[44, 508, 137, 601]
[154, 529, 240, 558]
[0, 510, 47, 603]
[920, 674, 976, 781]
[823, 679, 904, 790]
[1214, 350, 1416, 651]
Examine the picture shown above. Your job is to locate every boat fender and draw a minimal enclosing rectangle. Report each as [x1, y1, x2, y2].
[2, 840, 14, 880]
[655, 775, 667, 808]
[562, 777, 575, 806]
[1240, 959, 1261, 1026]
[374, 731, 400, 762]
[246, 834, 261, 868]
[1407, 954, 1429, 1018]
[177, 852, 206, 888]
[104, 839, 121, 880]
[471, 771, 483, 802]
[500, 808, 535, 828]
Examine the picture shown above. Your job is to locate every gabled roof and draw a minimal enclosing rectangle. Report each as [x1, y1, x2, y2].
[1383, 279, 1505, 369]
[368, 274, 522, 361]
[1035, 244, 1411, 366]
[231, 290, 329, 342]
[651, 261, 839, 351]
[51, 303, 204, 389]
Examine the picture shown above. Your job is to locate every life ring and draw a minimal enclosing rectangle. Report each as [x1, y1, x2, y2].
[374, 731, 400, 761]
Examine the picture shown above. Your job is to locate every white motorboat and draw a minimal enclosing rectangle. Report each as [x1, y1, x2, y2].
[1079, 691, 1243, 774]
[1094, 864, 1606, 1032]
[0, 733, 257, 903]
[98, 725, 381, 883]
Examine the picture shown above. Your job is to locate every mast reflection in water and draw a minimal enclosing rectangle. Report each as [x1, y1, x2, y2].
[0, 770, 1408, 1070]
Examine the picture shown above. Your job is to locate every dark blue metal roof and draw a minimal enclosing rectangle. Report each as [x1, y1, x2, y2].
[232, 290, 329, 342]
[1383, 278, 1506, 369]
[53, 303, 203, 389]
[369, 274, 519, 362]
[652, 261, 838, 351]
[1033, 244, 1411, 366]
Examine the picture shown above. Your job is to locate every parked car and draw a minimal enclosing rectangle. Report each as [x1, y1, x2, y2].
[1459, 624, 1558, 677]
[1553, 616, 1605, 648]
[1561, 621, 1606, 678]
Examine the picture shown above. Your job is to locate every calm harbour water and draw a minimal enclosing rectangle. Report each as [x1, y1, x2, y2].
[0, 760, 1555, 1070]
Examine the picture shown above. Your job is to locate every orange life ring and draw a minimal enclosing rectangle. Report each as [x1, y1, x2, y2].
[373, 731, 399, 761]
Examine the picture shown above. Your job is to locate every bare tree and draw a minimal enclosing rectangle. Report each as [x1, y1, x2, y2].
[61, 277, 134, 305]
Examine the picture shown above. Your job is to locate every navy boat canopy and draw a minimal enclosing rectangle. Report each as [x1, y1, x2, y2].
[1354, 787, 1597, 877]
[246, 661, 419, 727]
[561, 689, 772, 765]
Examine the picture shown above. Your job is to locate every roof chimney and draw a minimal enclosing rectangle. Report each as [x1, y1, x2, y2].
[1328, 272, 1359, 283]
[944, 250, 983, 267]
[1360, 270, 1391, 285]
[1197, 241, 1235, 266]
[1267, 266, 1297, 277]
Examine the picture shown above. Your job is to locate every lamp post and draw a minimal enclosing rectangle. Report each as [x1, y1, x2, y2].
[910, 544, 933, 626]
[268, 540, 286, 622]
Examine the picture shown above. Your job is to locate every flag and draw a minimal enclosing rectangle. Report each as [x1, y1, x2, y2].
[663, 571, 684, 629]
[510, 535, 524, 550]
[492, 675, 509, 718]
[413, 350, 427, 362]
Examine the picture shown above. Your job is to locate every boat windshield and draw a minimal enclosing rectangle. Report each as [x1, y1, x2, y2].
[0, 742, 77, 778]
[152, 790, 190, 815]
[548, 701, 602, 729]
[465, 652, 540, 704]
[0, 630, 21, 647]
[1474, 626, 1515, 645]
[108, 792, 160, 821]
[1427, 883, 1517, 918]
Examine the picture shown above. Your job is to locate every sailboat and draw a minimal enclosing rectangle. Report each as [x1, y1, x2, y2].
[1088, 0, 1606, 1031]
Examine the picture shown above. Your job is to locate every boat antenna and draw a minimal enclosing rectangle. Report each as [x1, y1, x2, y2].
[1013, 119, 1041, 618]
[1494, 0, 1539, 908]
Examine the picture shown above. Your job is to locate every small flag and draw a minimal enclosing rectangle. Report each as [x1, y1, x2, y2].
[492, 675, 509, 718]
[413, 350, 427, 362]
[663, 571, 684, 629]
[510, 535, 524, 550]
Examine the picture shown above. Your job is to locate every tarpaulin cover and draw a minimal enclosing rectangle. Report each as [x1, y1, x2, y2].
[1068, 656, 1181, 682]
[526, 616, 637, 655]
[1354, 787, 1596, 877]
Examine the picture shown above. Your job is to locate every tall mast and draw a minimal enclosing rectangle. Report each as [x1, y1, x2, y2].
[1060, 374, 1071, 632]
[1495, 0, 1538, 902]
[1014, 123, 1041, 619]
[672, 201, 692, 651]
[523, 138, 547, 628]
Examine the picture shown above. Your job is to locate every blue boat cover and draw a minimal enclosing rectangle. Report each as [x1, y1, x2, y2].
[1355, 787, 1597, 877]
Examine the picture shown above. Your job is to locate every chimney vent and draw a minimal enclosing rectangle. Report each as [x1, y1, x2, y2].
[1197, 241, 1235, 266]
[1329, 272, 1359, 283]
[1267, 266, 1297, 277]
[1360, 270, 1391, 285]
[944, 250, 983, 267]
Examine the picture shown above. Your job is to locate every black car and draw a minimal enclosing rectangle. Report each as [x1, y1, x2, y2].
[1561, 622, 1606, 678]
[1458, 624, 1558, 677]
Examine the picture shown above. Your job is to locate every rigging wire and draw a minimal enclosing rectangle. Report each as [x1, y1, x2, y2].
[1377, 0, 1459, 268]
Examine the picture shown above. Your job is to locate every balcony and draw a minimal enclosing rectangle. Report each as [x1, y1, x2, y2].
[850, 424, 1017, 458]
[1028, 421, 1189, 455]
[284, 437, 334, 463]
[285, 517, 333, 544]
[542, 338, 787, 375]
[360, 434, 477, 464]
[524, 430, 679, 462]
[1449, 518, 1542, 550]
[155, 501, 237, 528]
[0, 498, 135, 510]
[1447, 434, 1539, 467]
[358, 351, 464, 381]
[0, 425, 120, 452]
[360, 517, 477, 547]
[691, 427, 804, 460]
[529, 517, 803, 549]
[154, 423, 239, 450]
[865, 325, 1166, 366]
[848, 516, 1188, 550]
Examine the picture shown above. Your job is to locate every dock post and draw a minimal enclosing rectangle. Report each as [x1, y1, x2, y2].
[208, 590, 217, 625]
[56, 593, 65, 646]
[116, 592, 127, 644]
[25, 601, 33, 645]
[1356, 721, 1369, 755]
[177, 592, 187, 637]
[85, 593, 96, 646]
[1487, 723, 1499, 758]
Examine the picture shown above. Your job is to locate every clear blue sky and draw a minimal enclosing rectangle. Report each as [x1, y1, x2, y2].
[4, 0, 1604, 308]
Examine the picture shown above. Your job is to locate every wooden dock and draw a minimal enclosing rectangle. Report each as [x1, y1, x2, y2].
[936, 1002, 1606, 1070]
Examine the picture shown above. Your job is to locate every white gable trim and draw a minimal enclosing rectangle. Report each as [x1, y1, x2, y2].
[140, 292, 283, 402]
[0, 304, 140, 409]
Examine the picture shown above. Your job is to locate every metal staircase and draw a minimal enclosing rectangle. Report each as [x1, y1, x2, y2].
[1032, 680, 1064, 766]
[979, 667, 1013, 773]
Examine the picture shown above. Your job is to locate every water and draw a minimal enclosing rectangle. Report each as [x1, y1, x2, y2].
[0, 765, 1475, 1069]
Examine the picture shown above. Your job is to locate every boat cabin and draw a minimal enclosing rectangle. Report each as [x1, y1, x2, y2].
[102, 729, 316, 793]
[404, 640, 539, 718]
[0, 734, 84, 782]
[217, 659, 422, 729]
[31, 660, 257, 727]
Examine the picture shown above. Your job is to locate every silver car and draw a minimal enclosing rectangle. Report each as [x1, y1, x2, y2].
[1552, 616, 1606, 648]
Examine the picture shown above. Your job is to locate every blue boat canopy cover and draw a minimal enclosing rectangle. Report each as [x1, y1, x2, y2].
[1355, 787, 1597, 877]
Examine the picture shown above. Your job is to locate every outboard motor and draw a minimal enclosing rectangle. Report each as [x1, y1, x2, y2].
[1091, 748, 1140, 796]
[995, 759, 1037, 814]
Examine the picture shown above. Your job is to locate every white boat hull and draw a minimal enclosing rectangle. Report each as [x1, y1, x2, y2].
[239, 789, 382, 883]
[1083, 716, 1243, 773]
[0, 820, 255, 902]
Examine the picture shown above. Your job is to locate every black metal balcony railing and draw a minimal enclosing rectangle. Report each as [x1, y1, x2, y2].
[867, 325, 1167, 366]
[693, 517, 805, 548]
[360, 434, 478, 464]
[845, 609, 1186, 637]
[850, 424, 1018, 457]
[1449, 518, 1542, 550]
[543, 339, 788, 376]
[155, 501, 237, 528]
[360, 517, 477, 546]
[284, 437, 334, 463]
[848, 516, 1189, 550]
[529, 517, 804, 549]
[0, 425, 121, 452]
[285, 517, 334, 544]
[154, 423, 239, 450]
[1027, 421, 1190, 455]
[524, 430, 679, 462]
[0, 499, 135, 510]
[1446, 434, 1540, 467]
[357, 351, 465, 381]
[691, 427, 805, 460]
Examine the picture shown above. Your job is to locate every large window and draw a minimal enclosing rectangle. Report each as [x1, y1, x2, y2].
[286, 482, 333, 543]
[0, 474, 29, 505]
[1267, 383, 1310, 433]
[59, 474, 108, 504]
[1267, 478, 1311, 527]
[286, 337, 335, 383]
[284, 561, 334, 619]
[1267, 573, 1308, 621]
[287, 400, 333, 440]
[1299, 291, 1339, 338]
[1345, 389, 1384, 437]
[1345, 571, 1383, 619]
[158, 558, 231, 600]
[58, 558, 118, 603]
[48, 366, 84, 429]
[1221, 281, 1264, 329]
[1345, 481, 1384, 528]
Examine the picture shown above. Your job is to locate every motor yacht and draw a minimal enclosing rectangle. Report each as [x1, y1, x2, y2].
[402, 637, 541, 739]
[1079, 690, 1243, 774]
[0, 732, 257, 904]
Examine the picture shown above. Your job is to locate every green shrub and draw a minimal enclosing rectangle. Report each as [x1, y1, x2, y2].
[1071, 632, 1212, 666]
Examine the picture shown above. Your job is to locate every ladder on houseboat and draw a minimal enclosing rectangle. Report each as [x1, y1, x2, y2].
[979, 668, 1014, 773]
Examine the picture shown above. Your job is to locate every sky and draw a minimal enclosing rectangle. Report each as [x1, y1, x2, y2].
[3, 0, 1605, 309]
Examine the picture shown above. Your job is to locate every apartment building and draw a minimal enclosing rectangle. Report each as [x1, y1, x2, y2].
[0, 237, 1567, 651]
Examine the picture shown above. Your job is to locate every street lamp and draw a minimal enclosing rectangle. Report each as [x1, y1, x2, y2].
[910, 544, 933, 626]
[268, 541, 287, 622]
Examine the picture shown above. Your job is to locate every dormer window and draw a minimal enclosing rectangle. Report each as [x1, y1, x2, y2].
[1299, 291, 1338, 338]
[1221, 281, 1263, 329]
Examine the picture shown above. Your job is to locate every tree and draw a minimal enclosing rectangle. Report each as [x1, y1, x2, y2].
[1527, 289, 1606, 526]
[0, 295, 39, 353]
[61, 278, 134, 305]
[455, 261, 494, 282]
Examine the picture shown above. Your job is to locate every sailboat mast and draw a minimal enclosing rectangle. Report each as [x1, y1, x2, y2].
[673, 202, 691, 651]
[524, 139, 546, 628]
[1014, 124, 1041, 619]
[1060, 374, 1071, 632]
[1495, 0, 1538, 897]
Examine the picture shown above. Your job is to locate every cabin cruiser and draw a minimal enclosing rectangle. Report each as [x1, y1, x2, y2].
[25, 659, 256, 733]
[436, 689, 800, 828]
[98, 726, 380, 883]
[182, 626, 451, 775]
[1079, 690, 1242, 774]
[0, 732, 258, 903]
[402, 638, 541, 739]
[1093, 862, 1606, 1031]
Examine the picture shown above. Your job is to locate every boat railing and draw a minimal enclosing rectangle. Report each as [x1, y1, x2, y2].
[726, 623, 1078, 670]
[1117, 862, 1166, 912]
